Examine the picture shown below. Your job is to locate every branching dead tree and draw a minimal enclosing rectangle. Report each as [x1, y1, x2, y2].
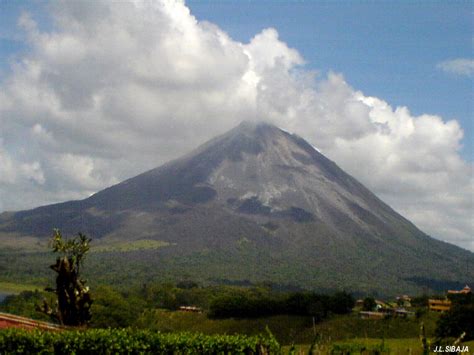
[37, 229, 93, 326]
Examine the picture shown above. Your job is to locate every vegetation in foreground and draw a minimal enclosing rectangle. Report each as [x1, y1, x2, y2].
[2, 328, 473, 354]
[1, 230, 473, 353]
[283, 339, 474, 355]
[0, 328, 279, 354]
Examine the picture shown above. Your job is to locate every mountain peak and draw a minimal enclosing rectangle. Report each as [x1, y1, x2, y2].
[230, 120, 286, 137]
[2, 121, 472, 295]
[235, 120, 273, 130]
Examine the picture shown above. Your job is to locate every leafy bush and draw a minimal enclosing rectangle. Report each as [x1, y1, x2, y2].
[90, 286, 145, 328]
[0, 328, 280, 354]
[435, 304, 474, 341]
[435, 293, 474, 341]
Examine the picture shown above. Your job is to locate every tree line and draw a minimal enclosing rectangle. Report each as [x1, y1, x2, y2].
[209, 290, 354, 320]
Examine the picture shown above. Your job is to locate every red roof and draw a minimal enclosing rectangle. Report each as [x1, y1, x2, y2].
[0, 312, 63, 331]
[447, 285, 472, 294]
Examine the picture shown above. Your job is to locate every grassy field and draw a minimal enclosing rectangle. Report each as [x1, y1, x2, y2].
[91, 239, 171, 253]
[309, 312, 440, 340]
[135, 309, 311, 345]
[135, 309, 467, 353]
[283, 338, 474, 355]
[0, 281, 41, 294]
[133, 309, 440, 346]
[283, 338, 418, 354]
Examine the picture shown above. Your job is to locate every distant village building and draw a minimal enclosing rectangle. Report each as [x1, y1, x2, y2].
[359, 311, 387, 320]
[355, 299, 391, 310]
[0, 312, 62, 331]
[396, 295, 412, 307]
[447, 285, 471, 295]
[394, 309, 415, 318]
[428, 285, 471, 312]
[375, 300, 391, 310]
[428, 299, 452, 312]
[178, 306, 202, 313]
[357, 297, 415, 319]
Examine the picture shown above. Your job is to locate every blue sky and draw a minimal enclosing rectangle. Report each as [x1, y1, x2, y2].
[187, 0, 473, 160]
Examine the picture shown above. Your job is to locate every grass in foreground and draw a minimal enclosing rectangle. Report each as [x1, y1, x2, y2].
[135, 309, 311, 345]
[0, 328, 279, 354]
[133, 309, 440, 346]
[284, 338, 474, 355]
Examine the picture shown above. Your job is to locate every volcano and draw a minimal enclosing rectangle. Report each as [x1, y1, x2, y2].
[1, 121, 472, 294]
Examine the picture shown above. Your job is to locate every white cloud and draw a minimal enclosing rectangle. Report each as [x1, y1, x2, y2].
[53, 153, 118, 190]
[244, 28, 304, 73]
[0, 0, 472, 251]
[437, 58, 474, 77]
[0, 140, 45, 185]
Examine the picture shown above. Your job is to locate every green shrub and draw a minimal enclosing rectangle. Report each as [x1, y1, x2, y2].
[0, 328, 280, 354]
[435, 304, 474, 341]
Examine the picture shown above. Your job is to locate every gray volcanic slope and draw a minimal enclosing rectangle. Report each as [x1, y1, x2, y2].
[1, 121, 472, 294]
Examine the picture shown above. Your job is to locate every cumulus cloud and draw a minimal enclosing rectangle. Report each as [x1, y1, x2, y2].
[0, 140, 45, 186]
[437, 58, 474, 77]
[0, 0, 472, 251]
